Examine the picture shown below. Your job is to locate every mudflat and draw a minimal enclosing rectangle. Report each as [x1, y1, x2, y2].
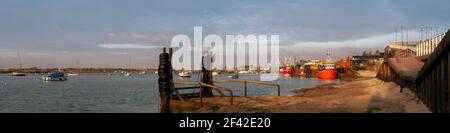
[171, 71, 430, 113]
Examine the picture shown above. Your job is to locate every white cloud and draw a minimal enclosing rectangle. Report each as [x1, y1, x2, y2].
[98, 43, 159, 49]
[291, 31, 421, 48]
[108, 33, 149, 40]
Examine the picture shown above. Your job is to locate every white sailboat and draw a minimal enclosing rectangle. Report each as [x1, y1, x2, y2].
[68, 61, 81, 76]
[11, 51, 26, 76]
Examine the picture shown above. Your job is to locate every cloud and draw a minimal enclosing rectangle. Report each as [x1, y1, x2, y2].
[291, 31, 421, 48]
[108, 33, 149, 40]
[98, 43, 159, 49]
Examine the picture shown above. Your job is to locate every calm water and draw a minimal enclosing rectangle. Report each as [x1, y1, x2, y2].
[0, 73, 340, 113]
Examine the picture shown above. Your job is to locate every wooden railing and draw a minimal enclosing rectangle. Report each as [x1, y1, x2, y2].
[214, 79, 281, 97]
[377, 29, 450, 113]
[417, 33, 446, 57]
[413, 29, 450, 113]
[173, 81, 234, 106]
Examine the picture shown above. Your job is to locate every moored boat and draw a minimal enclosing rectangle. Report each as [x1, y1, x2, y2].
[212, 71, 219, 76]
[11, 72, 27, 76]
[43, 72, 67, 81]
[282, 66, 292, 77]
[318, 64, 337, 79]
[67, 73, 80, 76]
[178, 71, 191, 78]
[125, 72, 132, 77]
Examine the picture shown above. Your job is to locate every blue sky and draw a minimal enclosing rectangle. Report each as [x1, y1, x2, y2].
[0, 0, 449, 68]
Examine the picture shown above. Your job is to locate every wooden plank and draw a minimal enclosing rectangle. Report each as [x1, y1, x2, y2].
[441, 59, 447, 112]
[427, 74, 431, 108]
[437, 63, 442, 113]
[447, 52, 450, 112]
[431, 69, 435, 112]
[173, 89, 184, 101]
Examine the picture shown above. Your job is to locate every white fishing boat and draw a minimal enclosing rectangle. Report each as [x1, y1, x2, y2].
[178, 71, 191, 78]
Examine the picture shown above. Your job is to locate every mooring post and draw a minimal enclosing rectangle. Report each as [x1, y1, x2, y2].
[158, 47, 172, 113]
[244, 80, 248, 97]
[201, 53, 214, 97]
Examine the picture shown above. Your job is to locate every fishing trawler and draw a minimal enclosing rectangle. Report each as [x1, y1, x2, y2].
[318, 64, 337, 79]
[317, 49, 337, 79]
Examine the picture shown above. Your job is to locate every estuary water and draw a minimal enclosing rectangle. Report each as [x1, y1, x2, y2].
[0, 73, 340, 113]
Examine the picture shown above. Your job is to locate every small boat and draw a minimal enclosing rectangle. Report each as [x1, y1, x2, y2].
[11, 72, 26, 76]
[228, 74, 239, 79]
[67, 73, 80, 76]
[139, 71, 147, 75]
[212, 71, 219, 76]
[318, 64, 337, 79]
[43, 72, 67, 81]
[178, 71, 191, 78]
[107, 73, 112, 76]
[125, 73, 132, 77]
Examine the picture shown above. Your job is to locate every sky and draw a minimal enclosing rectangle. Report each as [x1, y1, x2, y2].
[0, 0, 449, 68]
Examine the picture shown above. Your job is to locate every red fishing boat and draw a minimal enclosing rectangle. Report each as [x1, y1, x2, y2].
[318, 64, 337, 79]
[282, 66, 292, 77]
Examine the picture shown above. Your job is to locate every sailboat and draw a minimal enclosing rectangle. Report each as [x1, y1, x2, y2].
[68, 61, 81, 76]
[11, 51, 26, 76]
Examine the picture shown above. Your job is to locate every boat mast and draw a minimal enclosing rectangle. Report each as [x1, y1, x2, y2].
[326, 48, 332, 63]
[17, 50, 23, 69]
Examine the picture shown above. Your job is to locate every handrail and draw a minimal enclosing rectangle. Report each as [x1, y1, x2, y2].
[173, 81, 234, 106]
[214, 79, 281, 97]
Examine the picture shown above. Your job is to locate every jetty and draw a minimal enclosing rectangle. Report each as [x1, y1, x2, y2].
[377, 29, 449, 113]
[157, 48, 280, 113]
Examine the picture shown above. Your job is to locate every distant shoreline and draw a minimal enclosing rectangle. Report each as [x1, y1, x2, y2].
[0, 68, 158, 74]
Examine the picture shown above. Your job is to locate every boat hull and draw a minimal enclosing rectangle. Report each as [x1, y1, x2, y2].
[11, 73, 27, 76]
[318, 69, 337, 79]
[43, 77, 67, 81]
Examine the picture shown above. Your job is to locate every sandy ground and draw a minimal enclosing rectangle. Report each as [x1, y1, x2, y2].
[171, 71, 430, 113]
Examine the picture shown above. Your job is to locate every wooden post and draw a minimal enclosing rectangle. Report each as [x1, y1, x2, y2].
[158, 47, 172, 113]
[244, 80, 248, 97]
[201, 55, 214, 97]
[199, 83, 204, 107]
